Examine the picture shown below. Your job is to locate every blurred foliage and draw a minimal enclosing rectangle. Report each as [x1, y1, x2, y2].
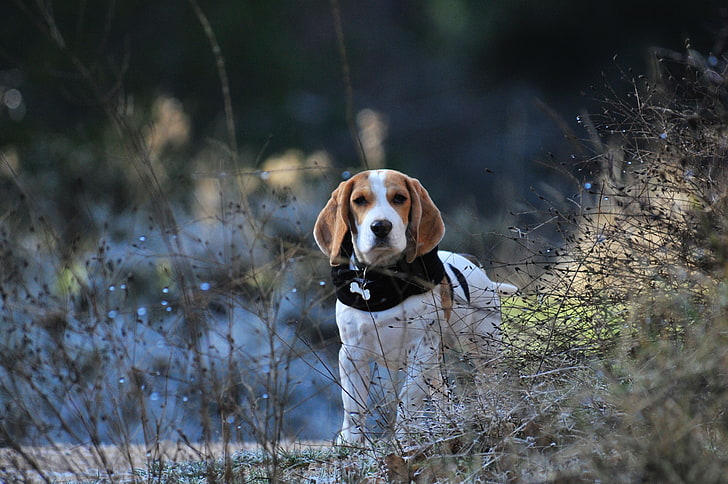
[1, 0, 725, 222]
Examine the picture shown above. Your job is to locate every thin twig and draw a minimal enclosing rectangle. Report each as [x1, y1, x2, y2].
[188, 0, 238, 160]
[330, 0, 368, 171]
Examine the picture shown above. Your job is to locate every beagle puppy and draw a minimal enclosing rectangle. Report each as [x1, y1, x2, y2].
[314, 169, 517, 444]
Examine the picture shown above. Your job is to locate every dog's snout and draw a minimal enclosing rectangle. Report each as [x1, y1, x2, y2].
[371, 219, 393, 238]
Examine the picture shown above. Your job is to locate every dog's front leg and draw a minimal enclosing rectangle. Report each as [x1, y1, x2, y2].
[395, 343, 444, 440]
[338, 345, 371, 445]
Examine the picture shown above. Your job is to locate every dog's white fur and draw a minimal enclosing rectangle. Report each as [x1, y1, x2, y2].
[314, 169, 516, 444]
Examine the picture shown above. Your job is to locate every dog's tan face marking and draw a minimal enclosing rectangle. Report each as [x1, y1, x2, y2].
[383, 174, 413, 225]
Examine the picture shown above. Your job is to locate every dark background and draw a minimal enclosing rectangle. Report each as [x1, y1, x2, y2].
[1, 0, 725, 218]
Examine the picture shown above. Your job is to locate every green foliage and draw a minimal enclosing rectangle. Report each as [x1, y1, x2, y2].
[501, 294, 624, 364]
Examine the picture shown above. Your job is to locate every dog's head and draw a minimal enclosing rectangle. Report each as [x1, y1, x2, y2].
[314, 169, 445, 266]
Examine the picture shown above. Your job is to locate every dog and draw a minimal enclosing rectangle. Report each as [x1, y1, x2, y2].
[314, 169, 517, 444]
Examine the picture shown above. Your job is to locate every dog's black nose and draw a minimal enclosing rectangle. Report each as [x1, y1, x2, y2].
[370, 219, 392, 238]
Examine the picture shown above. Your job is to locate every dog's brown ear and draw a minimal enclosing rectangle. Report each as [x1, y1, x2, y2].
[404, 176, 445, 263]
[314, 178, 354, 265]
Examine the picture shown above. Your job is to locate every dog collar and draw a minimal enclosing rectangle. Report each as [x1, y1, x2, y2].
[330, 237, 445, 312]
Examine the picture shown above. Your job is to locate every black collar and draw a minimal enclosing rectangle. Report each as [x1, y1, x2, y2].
[330, 236, 445, 312]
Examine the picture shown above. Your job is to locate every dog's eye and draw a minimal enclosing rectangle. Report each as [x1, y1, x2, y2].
[353, 196, 368, 206]
[392, 194, 407, 204]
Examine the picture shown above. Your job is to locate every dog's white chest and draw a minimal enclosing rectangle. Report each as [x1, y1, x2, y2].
[336, 292, 442, 369]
